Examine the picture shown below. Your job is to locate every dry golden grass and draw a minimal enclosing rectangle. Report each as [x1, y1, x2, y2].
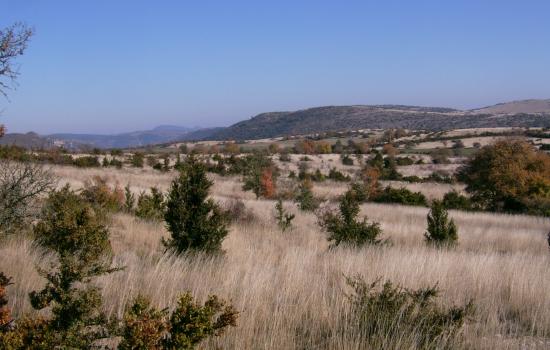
[2, 164, 550, 349]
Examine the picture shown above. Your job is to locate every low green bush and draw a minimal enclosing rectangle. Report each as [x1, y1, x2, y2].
[372, 187, 428, 206]
[319, 190, 383, 247]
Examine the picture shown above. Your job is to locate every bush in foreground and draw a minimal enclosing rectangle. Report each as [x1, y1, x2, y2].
[26, 186, 119, 348]
[119, 293, 238, 350]
[346, 276, 474, 349]
[164, 155, 229, 254]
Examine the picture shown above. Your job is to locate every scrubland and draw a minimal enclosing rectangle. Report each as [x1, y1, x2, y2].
[2, 164, 550, 349]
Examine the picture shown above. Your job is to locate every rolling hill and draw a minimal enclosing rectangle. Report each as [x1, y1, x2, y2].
[209, 100, 550, 140]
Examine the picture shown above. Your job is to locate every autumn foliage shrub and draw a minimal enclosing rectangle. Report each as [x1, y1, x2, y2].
[459, 140, 550, 215]
[0, 272, 12, 331]
[80, 175, 124, 213]
[346, 276, 474, 349]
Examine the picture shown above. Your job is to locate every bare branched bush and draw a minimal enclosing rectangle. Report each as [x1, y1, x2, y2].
[0, 161, 54, 236]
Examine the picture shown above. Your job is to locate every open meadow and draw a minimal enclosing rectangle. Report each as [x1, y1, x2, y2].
[2, 162, 549, 349]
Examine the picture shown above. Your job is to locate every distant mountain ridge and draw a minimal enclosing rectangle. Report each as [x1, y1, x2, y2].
[48, 125, 202, 149]
[3, 99, 550, 148]
[209, 99, 550, 140]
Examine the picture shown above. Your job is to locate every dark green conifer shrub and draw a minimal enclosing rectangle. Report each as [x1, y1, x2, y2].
[372, 187, 428, 206]
[441, 191, 472, 211]
[319, 190, 383, 247]
[135, 187, 165, 221]
[346, 276, 474, 349]
[294, 180, 319, 211]
[124, 184, 135, 213]
[131, 152, 145, 168]
[164, 155, 229, 254]
[425, 200, 458, 246]
[341, 154, 354, 166]
[26, 186, 119, 348]
[275, 199, 295, 232]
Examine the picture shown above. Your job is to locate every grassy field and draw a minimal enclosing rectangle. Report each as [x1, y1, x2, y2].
[2, 164, 550, 349]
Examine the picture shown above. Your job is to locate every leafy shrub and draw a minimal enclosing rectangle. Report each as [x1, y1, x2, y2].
[458, 140, 550, 215]
[80, 175, 124, 213]
[131, 152, 145, 168]
[164, 155, 229, 254]
[0, 272, 11, 330]
[402, 175, 423, 183]
[135, 187, 165, 221]
[275, 199, 295, 232]
[295, 179, 319, 211]
[430, 149, 452, 164]
[341, 154, 354, 166]
[328, 168, 350, 182]
[26, 186, 119, 348]
[442, 191, 472, 211]
[124, 184, 135, 213]
[118, 295, 167, 350]
[395, 156, 414, 166]
[242, 153, 278, 199]
[73, 155, 100, 167]
[120, 293, 238, 350]
[372, 187, 427, 207]
[319, 190, 383, 247]
[223, 198, 255, 223]
[346, 276, 474, 349]
[279, 152, 291, 162]
[426, 171, 454, 184]
[425, 200, 458, 246]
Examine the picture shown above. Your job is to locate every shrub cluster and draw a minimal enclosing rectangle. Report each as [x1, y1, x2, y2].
[346, 276, 474, 349]
[119, 293, 238, 349]
[372, 187, 428, 207]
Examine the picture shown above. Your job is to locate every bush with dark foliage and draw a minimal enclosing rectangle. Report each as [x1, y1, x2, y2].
[319, 190, 383, 247]
[164, 155, 229, 254]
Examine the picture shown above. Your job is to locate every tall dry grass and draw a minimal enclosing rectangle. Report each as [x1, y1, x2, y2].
[1, 165, 549, 348]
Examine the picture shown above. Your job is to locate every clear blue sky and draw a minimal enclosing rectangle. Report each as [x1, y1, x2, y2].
[2, 0, 550, 134]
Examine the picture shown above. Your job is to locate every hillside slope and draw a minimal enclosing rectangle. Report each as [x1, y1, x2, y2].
[209, 103, 550, 140]
[472, 99, 550, 114]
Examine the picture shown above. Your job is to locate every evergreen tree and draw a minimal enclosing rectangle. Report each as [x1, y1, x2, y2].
[28, 185, 119, 348]
[164, 155, 229, 254]
[320, 189, 383, 247]
[424, 200, 458, 246]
